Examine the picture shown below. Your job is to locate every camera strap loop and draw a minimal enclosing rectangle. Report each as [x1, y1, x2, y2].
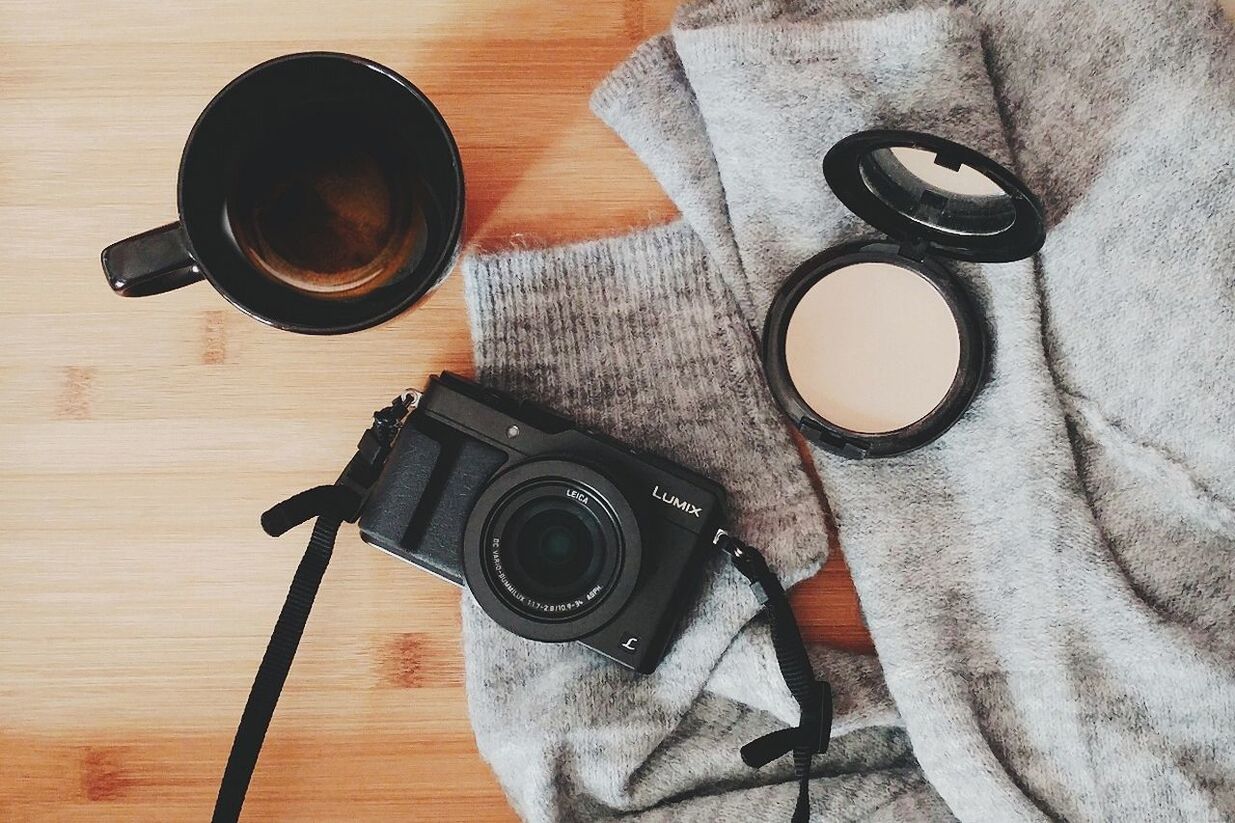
[714, 530, 834, 823]
[212, 393, 417, 823]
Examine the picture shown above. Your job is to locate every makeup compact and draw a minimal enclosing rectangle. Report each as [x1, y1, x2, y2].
[762, 129, 1045, 457]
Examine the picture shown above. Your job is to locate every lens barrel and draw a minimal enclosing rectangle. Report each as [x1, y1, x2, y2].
[462, 460, 642, 643]
[484, 481, 620, 621]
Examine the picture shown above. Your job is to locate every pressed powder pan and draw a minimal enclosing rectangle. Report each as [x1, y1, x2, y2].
[762, 129, 1045, 458]
[784, 260, 961, 435]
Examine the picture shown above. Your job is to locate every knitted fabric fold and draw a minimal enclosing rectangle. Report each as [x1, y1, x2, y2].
[459, 1, 1235, 820]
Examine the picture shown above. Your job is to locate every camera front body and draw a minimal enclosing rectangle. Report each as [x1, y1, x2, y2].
[358, 372, 726, 674]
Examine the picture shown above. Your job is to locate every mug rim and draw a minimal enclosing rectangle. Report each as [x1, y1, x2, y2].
[176, 51, 466, 334]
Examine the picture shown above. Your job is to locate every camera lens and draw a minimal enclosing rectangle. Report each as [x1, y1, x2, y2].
[507, 501, 603, 600]
[464, 459, 644, 643]
[482, 480, 624, 622]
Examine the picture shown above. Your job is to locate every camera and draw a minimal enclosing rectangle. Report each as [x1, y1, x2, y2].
[358, 372, 726, 674]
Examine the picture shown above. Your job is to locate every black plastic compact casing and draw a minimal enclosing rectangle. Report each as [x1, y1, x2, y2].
[358, 372, 726, 674]
[762, 129, 1046, 458]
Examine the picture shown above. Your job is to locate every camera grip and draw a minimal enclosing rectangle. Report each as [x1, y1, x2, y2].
[359, 420, 506, 586]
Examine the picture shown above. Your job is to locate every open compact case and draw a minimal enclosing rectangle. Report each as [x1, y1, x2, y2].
[762, 129, 1046, 458]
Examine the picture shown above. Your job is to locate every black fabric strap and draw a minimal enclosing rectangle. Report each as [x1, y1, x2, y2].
[212, 394, 414, 823]
[212, 507, 345, 823]
[716, 531, 834, 823]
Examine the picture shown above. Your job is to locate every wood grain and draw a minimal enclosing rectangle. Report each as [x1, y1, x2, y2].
[0, 1, 870, 819]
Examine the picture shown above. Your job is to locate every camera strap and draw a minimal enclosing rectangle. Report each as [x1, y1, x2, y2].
[211, 392, 417, 823]
[714, 530, 834, 823]
[211, 392, 832, 823]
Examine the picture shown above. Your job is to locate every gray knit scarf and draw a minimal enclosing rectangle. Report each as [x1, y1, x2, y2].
[459, 1, 1235, 820]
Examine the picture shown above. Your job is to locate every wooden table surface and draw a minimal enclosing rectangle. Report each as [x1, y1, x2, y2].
[0, 2, 876, 819]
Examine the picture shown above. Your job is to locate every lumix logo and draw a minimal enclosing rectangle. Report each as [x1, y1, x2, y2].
[652, 485, 702, 518]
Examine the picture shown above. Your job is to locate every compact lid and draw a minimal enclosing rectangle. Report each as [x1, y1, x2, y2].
[823, 129, 1046, 263]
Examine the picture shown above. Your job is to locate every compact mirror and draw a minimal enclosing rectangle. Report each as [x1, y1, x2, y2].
[823, 129, 1045, 264]
[859, 147, 1017, 237]
[762, 129, 1045, 458]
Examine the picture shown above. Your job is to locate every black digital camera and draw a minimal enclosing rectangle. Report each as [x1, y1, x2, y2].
[358, 372, 727, 674]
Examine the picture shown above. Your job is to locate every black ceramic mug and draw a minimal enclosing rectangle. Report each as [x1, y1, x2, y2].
[102, 52, 465, 334]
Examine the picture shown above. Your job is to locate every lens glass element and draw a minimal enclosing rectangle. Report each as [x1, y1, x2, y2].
[509, 502, 602, 598]
[483, 482, 622, 621]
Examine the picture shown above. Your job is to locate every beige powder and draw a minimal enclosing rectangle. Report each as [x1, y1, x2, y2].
[784, 261, 961, 434]
[889, 146, 1004, 197]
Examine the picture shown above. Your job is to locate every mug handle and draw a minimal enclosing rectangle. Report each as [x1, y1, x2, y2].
[102, 222, 205, 296]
